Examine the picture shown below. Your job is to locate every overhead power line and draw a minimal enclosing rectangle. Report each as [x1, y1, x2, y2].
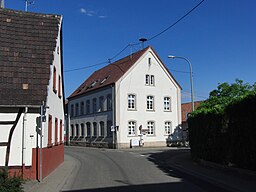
[64, 0, 206, 73]
[147, 0, 205, 42]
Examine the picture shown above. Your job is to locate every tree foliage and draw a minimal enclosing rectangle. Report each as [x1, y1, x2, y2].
[195, 79, 256, 113]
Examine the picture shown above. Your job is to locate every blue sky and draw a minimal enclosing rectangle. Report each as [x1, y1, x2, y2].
[6, 0, 256, 103]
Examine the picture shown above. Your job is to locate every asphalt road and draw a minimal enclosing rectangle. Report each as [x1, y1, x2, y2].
[62, 147, 230, 192]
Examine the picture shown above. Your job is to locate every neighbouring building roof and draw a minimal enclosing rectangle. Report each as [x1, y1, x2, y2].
[181, 101, 202, 122]
[68, 46, 181, 99]
[0, 8, 61, 107]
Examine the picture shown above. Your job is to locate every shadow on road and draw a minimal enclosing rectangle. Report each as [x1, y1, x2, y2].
[145, 148, 231, 192]
[62, 181, 197, 192]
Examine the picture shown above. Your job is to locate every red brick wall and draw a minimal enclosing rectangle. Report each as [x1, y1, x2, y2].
[6, 144, 64, 180]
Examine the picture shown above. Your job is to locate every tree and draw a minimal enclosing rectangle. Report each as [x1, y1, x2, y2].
[196, 79, 256, 113]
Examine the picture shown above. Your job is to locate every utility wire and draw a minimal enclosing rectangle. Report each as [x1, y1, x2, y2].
[64, 0, 205, 73]
[147, 0, 205, 41]
[64, 61, 108, 72]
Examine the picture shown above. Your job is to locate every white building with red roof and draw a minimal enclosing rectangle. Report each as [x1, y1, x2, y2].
[67, 46, 181, 148]
[0, 8, 65, 180]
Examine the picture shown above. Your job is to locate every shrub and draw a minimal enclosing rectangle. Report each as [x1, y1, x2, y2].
[0, 168, 24, 192]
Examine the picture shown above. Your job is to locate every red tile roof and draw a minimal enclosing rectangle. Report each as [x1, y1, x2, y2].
[68, 46, 181, 99]
[68, 47, 150, 99]
[181, 101, 202, 122]
[0, 8, 61, 106]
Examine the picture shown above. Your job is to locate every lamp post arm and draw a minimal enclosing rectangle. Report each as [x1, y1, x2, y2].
[169, 56, 195, 112]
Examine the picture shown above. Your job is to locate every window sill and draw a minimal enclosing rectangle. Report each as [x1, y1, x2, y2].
[47, 143, 53, 148]
[146, 110, 155, 112]
[127, 109, 137, 111]
[146, 134, 156, 137]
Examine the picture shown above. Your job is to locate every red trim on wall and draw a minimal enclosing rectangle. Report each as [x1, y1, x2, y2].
[5, 144, 64, 180]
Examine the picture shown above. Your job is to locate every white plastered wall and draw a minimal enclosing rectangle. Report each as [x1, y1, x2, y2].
[115, 49, 181, 146]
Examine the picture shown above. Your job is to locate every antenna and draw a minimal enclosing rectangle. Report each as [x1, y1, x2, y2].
[25, 0, 35, 12]
[0, 0, 4, 8]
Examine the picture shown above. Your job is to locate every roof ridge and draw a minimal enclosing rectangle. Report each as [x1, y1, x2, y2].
[68, 46, 151, 99]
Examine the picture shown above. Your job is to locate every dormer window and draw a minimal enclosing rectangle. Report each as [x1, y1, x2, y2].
[100, 75, 110, 84]
[89, 80, 99, 89]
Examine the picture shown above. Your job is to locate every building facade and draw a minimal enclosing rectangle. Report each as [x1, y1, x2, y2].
[67, 46, 181, 148]
[0, 8, 65, 180]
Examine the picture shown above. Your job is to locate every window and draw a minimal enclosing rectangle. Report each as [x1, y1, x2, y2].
[99, 96, 104, 112]
[75, 103, 79, 116]
[150, 75, 155, 85]
[93, 98, 97, 113]
[145, 74, 150, 85]
[81, 123, 85, 137]
[164, 97, 171, 111]
[99, 121, 105, 137]
[147, 96, 154, 110]
[128, 94, 136, 110]
[71, 124, 74, 137]
[53, 66, 57, 93]
[145, 74, 155, 86]
[86, 122, 91, 137]
[165, 121, 172, 135]
[48, 115, 52, 146]
[70, 104, 74, 117]
[76, 124, 79, 136]
[58, 75, 62, 98]
[100, 75, 110, 84]
[86, 100, 90, 114]
[107, 94, 112, 110]
[59, 119, 63, 144]
[107, 121, 112, 137]
[55, 118, 58, 145]
[80, 102, 84, 115]
[148, 58, 151, 65]
[147, 121, 155, 135]
[128, 121, 136, 136]
[93, 122, 97, 137]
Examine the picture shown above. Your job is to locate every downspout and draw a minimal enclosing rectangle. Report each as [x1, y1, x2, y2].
[22, 106, 28, 178]
[112, 84, 116, 149]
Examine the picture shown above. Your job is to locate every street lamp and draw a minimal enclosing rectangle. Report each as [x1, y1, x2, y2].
[168, 55, 194, 112]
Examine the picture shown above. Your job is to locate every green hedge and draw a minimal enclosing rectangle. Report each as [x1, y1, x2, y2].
[188, 93, 256, 171]
[226, 94, 256, 170]
[0, 168, 24, 192]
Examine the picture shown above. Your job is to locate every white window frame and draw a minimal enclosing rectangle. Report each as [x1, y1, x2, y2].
[165, 121, 172, 135]
[164, 97, 171, 111]
[145, 74, 150, 85]
[147, 121, 155, 135]
[150, 75, 155, 86]
[128, 94, 136, 110]
[147, 95, 154, 111]
[107, 94, 112, 110]
[128, 121, 136, 136]
[99, 96, 104, 112]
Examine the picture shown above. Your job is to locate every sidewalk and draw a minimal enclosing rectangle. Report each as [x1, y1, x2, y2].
[163, 149, 256, 192]
[23, 154, 78, 192]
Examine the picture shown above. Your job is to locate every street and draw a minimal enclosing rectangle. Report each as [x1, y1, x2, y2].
[62, 147, 231, 192]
